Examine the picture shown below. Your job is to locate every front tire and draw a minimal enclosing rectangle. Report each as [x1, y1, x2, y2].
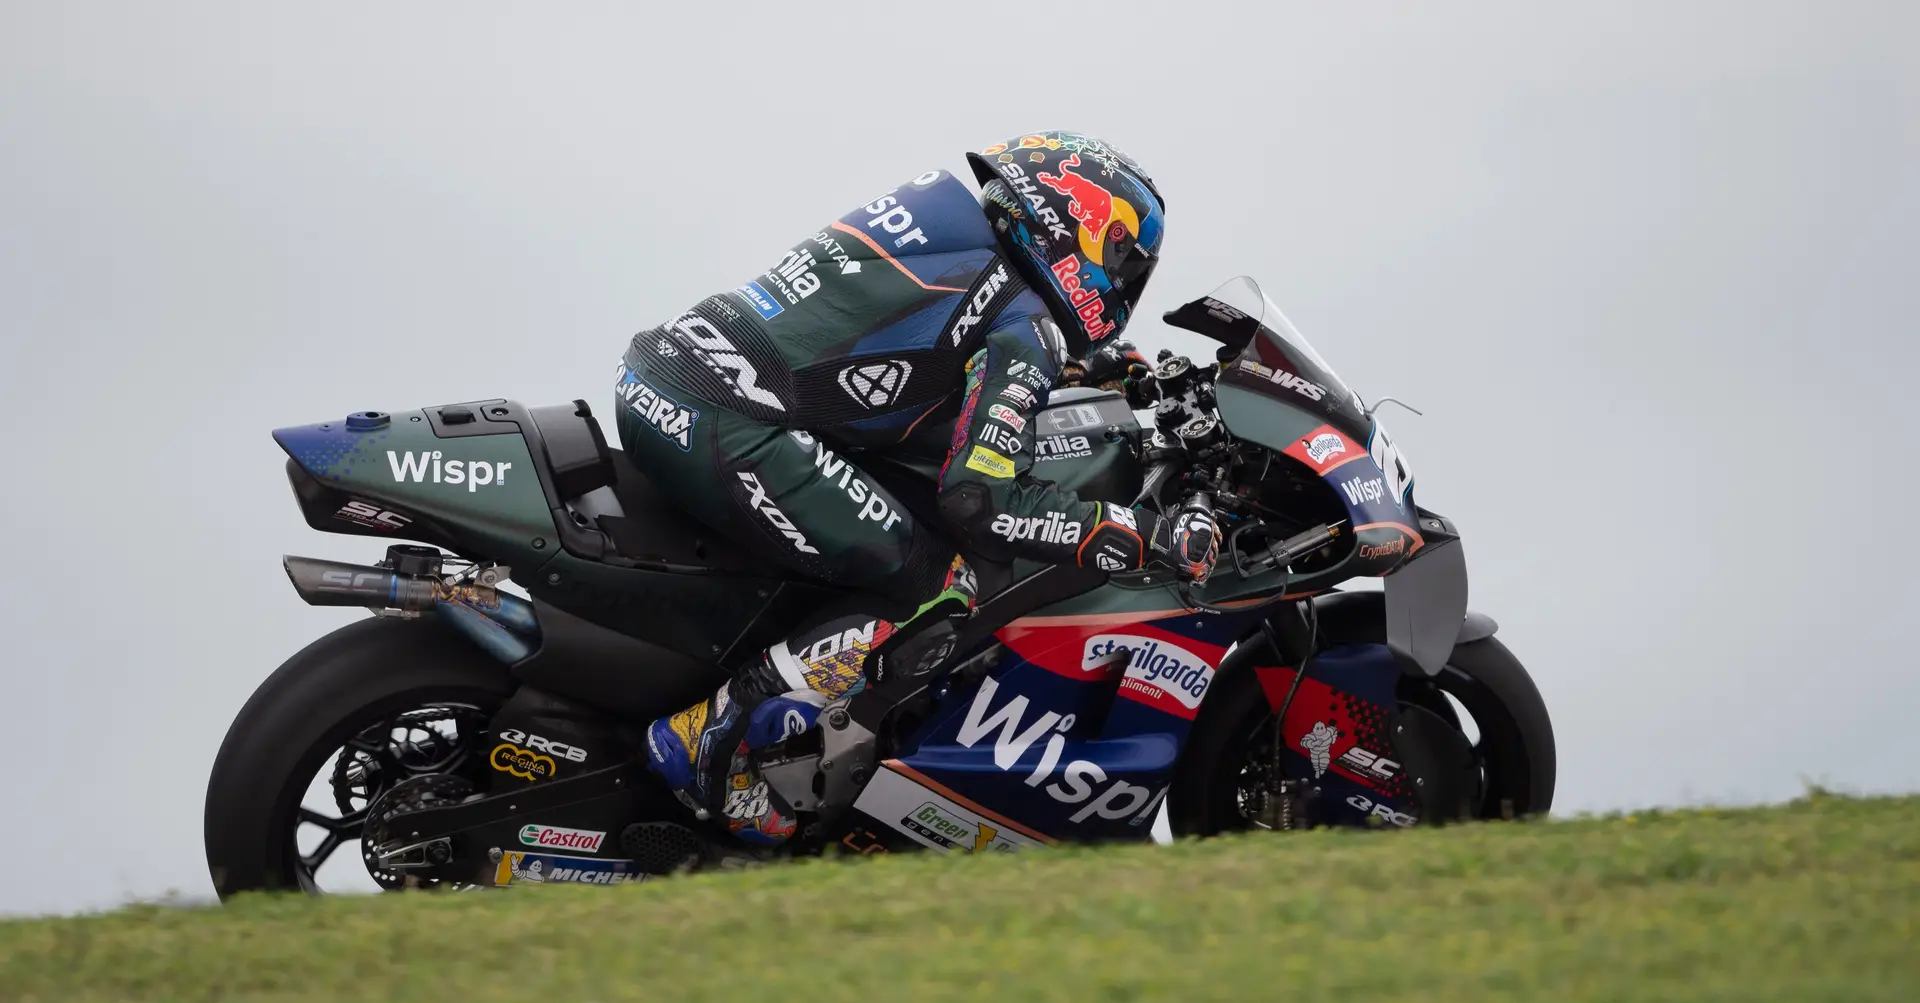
[203, 616, 516, 899]
[1170, 632, 1555, 836]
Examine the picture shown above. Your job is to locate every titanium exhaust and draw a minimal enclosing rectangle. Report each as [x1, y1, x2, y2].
[283, 548, 541, 662]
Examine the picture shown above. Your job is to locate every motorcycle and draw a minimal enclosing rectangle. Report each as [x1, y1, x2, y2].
[204, 276, 1555, 896]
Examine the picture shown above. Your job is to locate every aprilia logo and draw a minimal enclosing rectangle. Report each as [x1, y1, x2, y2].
[669, 312, 785, 413]
[737, 472, 819, 554]
[764, 247, 823, 305]
[956, 676, 1165, 825]
[1034, 434, 1092, 461]
[838, 360, 912, 409]
[387, 451, 513, 492]
[950, 262, 1012, 346]
[991, 511, 1081, 545]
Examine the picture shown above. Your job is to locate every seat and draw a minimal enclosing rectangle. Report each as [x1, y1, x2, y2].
[591, 448, 765, 575]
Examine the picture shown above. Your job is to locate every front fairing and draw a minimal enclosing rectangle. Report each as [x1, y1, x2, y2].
[1164, 278, 1424, 576]
[1160, 277, 1467, 674]
[1162, 279, 1371, 446]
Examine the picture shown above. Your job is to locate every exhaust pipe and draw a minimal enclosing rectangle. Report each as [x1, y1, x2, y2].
[283, 556, 440, 611]
[283, 552, 542, 662]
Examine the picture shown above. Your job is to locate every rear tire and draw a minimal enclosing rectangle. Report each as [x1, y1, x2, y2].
[203, 616, 516, 899]
[1169, 632, 1554, 836]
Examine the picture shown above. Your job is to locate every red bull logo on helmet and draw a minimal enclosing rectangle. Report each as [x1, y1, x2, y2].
[1037, 153, 1140, 269]
[1049, 254, 1117, 340]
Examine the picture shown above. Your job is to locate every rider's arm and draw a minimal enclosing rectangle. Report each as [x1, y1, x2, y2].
[937, 322, 1155, 571]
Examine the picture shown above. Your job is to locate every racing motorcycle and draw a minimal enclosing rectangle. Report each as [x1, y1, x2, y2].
[204, 277, 1554, 896]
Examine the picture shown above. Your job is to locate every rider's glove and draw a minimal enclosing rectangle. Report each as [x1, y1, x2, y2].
[1149, 503, 1220, 584]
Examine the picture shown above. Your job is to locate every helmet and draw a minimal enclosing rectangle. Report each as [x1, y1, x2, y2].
[969, 131, 1166, 353]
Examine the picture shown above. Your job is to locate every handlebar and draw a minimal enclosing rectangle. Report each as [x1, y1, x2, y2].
[1256, 523, 1344, 570]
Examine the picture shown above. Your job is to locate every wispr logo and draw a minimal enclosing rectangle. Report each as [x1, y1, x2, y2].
[1082, 634, 1215, 715]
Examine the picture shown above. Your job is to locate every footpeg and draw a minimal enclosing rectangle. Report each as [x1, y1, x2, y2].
[815, 698, 877, 822]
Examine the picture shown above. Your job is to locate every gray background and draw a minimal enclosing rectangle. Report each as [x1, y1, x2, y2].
[2, 1, 1914, 917]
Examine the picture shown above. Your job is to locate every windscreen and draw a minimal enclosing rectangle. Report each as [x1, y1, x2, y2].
[1164, 276, 1370, 440]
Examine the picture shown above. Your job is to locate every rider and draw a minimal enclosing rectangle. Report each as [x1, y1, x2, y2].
[613, 131, 1219, 846]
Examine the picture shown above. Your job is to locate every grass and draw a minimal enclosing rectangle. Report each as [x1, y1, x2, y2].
[3, 793, 1916, 1002]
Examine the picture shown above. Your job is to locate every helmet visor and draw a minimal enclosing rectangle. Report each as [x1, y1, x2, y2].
[1108, 239, 1158, 317]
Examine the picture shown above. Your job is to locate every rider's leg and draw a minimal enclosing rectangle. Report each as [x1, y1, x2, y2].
[614, 371, 975, 844]
[663, 564, 974, 843]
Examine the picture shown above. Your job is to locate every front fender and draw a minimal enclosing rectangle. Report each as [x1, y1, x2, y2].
[1215, 588, 1498, 686]
[1313, 589, 1496, 650]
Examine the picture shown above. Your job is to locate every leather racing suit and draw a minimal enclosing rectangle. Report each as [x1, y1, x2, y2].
[614, 169, 1159, 844]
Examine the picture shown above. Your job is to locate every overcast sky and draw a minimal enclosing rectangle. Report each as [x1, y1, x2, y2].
[2, 1, 1914, 917]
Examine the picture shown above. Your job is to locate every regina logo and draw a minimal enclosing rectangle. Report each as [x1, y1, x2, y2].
[1083, 634, 1216, 716]
[491, 743, 556, 781]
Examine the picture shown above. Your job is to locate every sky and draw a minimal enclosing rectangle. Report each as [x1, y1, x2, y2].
[1, 1, 1914, 917]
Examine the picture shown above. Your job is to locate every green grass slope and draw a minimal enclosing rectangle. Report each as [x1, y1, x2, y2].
[4, 793, 1915, 1003]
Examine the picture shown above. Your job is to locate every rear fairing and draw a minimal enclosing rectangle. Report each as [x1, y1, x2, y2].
[273, 406, 557, 564]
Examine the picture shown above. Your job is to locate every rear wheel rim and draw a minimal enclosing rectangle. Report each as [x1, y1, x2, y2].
[277, 696, 500, 894]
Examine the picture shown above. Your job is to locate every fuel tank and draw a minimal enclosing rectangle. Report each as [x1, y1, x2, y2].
[1027, 388, 1143, 501]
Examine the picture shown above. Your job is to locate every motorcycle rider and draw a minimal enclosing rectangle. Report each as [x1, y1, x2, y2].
[613, 131, 1219, 846]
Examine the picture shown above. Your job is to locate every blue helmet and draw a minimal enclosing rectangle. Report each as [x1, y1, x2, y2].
[968, 131, 1167, 352]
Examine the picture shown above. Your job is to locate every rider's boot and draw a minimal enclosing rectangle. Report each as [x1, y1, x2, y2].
[643, 558, 976, 846]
